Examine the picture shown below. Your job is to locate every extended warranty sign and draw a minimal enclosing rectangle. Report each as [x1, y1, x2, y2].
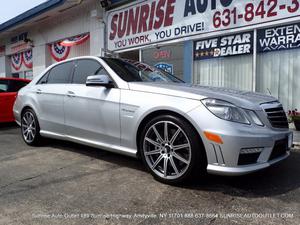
[257, 22, 300, 53]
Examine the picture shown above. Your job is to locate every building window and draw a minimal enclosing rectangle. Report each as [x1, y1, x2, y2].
[142, 43, 184, 80]
[256, 22, 300, 109]
[194, 55, 253, 91]
[193, 32, 254, 91]
[256, 49, 300, 110]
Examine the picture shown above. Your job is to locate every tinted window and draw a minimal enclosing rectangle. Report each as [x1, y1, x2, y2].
[47, 62, 73, 84]
[37, 72, 49, 85]
[0, 80, 9, 92]
[0, 80, 29, 93]
[9, 80, 29, 92]
[72, 59, 108, 84]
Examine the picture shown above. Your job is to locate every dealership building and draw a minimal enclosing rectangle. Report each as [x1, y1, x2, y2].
[0, 0, 300, 110]
[0, 0, 106, 79]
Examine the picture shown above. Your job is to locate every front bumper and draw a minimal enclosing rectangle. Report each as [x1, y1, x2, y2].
[186, 104, 292, 176]
[207, 152, 289, 176]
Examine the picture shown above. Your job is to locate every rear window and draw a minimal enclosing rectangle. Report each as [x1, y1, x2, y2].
[0, 80, 9, 92]
[0, 80, 29, 93]
[9, 80, 29, 92]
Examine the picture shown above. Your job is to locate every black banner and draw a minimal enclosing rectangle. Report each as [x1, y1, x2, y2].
[194, 32, 253, 61]
[257, 23, 300, 53]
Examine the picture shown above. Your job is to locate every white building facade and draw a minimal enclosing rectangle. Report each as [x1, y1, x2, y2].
[106, 0, 300, 110]
[0, 0, 105, 79]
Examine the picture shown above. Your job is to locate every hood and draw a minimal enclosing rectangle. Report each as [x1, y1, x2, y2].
[128, 82, 278, 110]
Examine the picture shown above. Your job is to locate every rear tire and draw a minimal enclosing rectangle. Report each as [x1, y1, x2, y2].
[139, 114, 207, 184]
[21, 109, 42, 146]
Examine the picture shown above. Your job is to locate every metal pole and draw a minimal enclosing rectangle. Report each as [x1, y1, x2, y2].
[252, 29, 257, 92]
[139, 48, 142, 62]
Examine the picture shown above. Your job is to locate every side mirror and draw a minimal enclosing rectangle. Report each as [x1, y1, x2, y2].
[86, 75, 114, 88]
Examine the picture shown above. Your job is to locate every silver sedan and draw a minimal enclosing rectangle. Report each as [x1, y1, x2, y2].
[13, 56, 293, 184]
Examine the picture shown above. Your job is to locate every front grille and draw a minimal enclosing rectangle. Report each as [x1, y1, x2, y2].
[264, 107, 288, 128]
[269, 138, 288, 160]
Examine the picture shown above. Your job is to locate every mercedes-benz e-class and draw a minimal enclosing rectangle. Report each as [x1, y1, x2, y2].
[13, 56, 293, 183]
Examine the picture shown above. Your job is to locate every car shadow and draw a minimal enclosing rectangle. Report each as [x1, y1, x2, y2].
[42, 138, 300, 198]
[180, 150, 300, 198]
[0, 122, 18, 130]
[46, 138, 146, 172]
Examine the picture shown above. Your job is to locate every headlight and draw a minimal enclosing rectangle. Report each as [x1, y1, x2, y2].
[245, 110, 264, 126]
[201, 99, 250, 124]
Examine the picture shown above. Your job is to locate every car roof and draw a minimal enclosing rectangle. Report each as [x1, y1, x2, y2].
[0, 77, 31, 82]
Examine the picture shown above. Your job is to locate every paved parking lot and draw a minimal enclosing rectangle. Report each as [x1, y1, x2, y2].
[0, 123, 299, 225]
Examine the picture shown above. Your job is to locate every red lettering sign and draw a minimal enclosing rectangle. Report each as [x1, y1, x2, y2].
[109, 0, 175, 41]
[153, 50, 171, 59]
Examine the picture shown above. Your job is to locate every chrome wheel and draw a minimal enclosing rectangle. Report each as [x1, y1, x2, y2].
[143, 121, 192, 180]
[21, 111, 37, 143]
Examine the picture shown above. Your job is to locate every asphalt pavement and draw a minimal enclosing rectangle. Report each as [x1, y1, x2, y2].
[0, 123, 299, 225]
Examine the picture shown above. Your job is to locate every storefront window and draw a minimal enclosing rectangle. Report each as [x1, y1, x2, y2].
[142, 43, 184, 80]
[194, 55, 253, 91]
[256, 23, 300, 110]
[256, 50, 300, 110]
[193, 32, 254, 91]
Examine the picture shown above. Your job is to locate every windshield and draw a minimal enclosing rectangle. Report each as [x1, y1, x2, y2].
[102, 58, 184, 83]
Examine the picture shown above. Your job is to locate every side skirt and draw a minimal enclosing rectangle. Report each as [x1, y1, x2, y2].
[40, 130, 138, 158]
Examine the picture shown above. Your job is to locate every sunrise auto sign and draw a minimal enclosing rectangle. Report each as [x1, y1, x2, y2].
[107, 0, 300, 51]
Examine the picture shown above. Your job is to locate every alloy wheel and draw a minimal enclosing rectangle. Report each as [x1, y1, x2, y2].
[143, 121, 192, 180]
[21, 111, 37, 143]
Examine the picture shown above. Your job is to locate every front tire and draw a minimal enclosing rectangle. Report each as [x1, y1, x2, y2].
[21, 109, 42, 146]
[139, 115, 206, 184]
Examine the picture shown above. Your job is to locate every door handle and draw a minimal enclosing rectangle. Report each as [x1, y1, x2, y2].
[36, 89, 42, 94]
[67, 91, 76, 97]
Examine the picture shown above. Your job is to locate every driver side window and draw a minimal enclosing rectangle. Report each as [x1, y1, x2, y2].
[72, 59, 108, 84]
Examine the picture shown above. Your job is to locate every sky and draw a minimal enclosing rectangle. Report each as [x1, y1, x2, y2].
[0, 0, 48, 24]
